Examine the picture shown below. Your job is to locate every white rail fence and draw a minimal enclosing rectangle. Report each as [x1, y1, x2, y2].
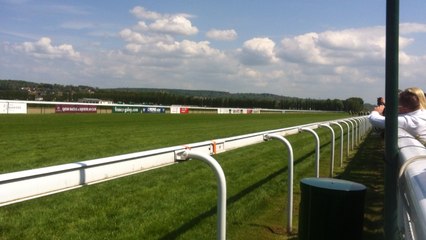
[398, 129, 426, 240]
[1, 116, 370, 239]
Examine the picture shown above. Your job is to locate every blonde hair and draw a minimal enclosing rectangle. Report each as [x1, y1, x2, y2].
[406, 87, 426, 110]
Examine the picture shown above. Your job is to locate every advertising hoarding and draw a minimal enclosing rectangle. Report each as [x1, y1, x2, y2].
[113, 106, 141, 113]
[0, 102, 7, 114]
[0, 102, 27, 114]
[171, 105, 189, 114]
[55, 105, 97, 113]
[142, 107, 165, 113]
[180, 107, 189, 114]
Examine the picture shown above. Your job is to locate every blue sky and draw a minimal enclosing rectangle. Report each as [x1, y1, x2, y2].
[1, 0, 426, 103]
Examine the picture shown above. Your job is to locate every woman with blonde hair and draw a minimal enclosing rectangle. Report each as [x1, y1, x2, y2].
[406, 87, 426, 110]
[368, 88, 426, 143]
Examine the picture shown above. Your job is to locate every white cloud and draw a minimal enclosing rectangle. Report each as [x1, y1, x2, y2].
[129, 6, 198, 36]
[156, 40, 220, 57]
[206, 29, 237, 41]
[238, 37, 278, 65]
[5, 1, 426, 102]
[119, 7, 219, 58]
[400, 23, 426, 34]
[115, 19, 422, 99]
[135, 21, 149, 31]
[13, 37, 81, 61]
[278, 25, 419, 68]
[120, 28, 147, 44]
[149, 15, 198, 36]
[130, 6, 163, 20]
[279, 27, 388, 66]
[280, 32, 330, 65]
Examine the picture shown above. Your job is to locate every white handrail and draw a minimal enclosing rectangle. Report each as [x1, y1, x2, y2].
[397, 128, 426, 240]
[0, 117, 368, 207]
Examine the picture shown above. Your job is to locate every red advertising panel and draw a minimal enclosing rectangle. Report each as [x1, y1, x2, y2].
[179, 107, 189, 114]
[55, 105, 97, 113]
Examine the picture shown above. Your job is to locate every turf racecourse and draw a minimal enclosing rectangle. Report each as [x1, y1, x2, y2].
[0, 113, 346, 173]
[0, 112, 383, 239]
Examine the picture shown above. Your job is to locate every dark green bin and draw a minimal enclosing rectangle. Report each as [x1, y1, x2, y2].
[298, 178, 366, 240]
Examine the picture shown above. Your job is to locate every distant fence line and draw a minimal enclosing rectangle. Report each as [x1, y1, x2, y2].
[0, 99, 339, 115]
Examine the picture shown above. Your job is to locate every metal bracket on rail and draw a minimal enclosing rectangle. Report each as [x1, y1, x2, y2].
[263, 133, 294, 234]
[175, 150, 189, 161]
[174, 149, 227, 240]
[299, 127, 320, 178]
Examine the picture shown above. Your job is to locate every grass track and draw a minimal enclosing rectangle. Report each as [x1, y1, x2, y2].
[0, 113, 346, 173]
[0, 112, 385, 240]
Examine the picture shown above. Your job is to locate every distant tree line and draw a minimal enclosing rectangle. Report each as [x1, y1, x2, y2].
[0, 79, 366, 113]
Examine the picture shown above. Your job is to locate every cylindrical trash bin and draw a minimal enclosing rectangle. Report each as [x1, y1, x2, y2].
[298, 177, 366, 240]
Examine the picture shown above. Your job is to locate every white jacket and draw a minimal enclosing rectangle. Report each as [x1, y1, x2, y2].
[368, 109, 426, 142]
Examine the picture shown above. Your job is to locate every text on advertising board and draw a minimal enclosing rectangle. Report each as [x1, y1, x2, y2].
[55, 105, 97, 113]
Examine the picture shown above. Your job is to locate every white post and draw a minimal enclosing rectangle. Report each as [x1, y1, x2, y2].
[348, 119, 356, 148]
[263, 133, 294, 233]
[176, 150, 227, 240]
[319, 124, 335, 177]
[339, 120, 351, 157]
[300, 127, 320, 178]
[331, 122, 344, 167]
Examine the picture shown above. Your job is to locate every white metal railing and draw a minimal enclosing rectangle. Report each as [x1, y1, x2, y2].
[299, 127, 321, 178]
[0, 116, 369, 239]
[397, 128, 426, 240]
[175, 150, 227, 240]
[331, 122, 344, 167]
[0, 116, 367, 205]
[320, 124, 336, 177]
[263, 133, 294, 233]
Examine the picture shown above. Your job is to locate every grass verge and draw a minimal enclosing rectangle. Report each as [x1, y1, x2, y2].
[336, 132, 385, 240]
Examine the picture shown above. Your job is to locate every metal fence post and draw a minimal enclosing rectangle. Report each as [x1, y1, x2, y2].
[263, 133, 294, 233]
[175, 150, 227, 240]
[349, 119, 358, 147]
[385, 0, 400, 238]
[299, 127, 320, 178]
[339, 120, 351, 157]
[354, 118, 362, 144]
[331, 122, 344, 167]
[347, 119, 355, 150]
[320, 124, 335, 177]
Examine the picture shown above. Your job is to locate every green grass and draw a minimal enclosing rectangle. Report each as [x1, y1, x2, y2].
[0, 113, 346, 173]
[335, 132, 385, 239]
[0, 112, 383, 240]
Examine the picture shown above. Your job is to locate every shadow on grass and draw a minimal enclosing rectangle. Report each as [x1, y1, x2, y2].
[335, 132, 385, 240]
[159, 144, 323, 240]
[159, 133, 385, 240]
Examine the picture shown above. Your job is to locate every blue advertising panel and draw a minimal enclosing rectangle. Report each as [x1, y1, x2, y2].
[142, 107, 166, 114]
